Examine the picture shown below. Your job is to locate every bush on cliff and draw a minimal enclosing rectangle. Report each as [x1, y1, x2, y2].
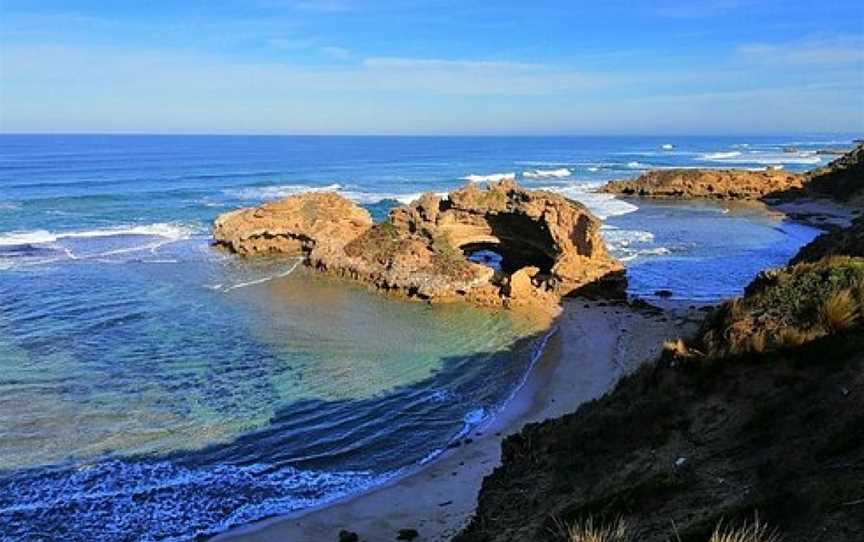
[692, 256, 864, 357]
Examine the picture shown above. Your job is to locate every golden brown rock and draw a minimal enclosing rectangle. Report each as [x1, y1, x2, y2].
[212, 192, 372, 256]
[600, 168, 804, 200]
[213, 180, 623, 311]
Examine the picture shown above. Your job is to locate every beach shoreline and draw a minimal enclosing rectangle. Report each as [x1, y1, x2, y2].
[214, 297, 703, 542]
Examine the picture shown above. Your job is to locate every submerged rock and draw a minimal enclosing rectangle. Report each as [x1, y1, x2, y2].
[600, 168, 804, 200]
[213, 180, 624, 311]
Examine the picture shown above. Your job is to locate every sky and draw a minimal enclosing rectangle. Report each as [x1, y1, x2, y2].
[0, 0, 862, 135]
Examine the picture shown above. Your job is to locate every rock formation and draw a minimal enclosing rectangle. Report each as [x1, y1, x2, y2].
[804, 143, 864, 204]
[213, 180, 623, 311]
[212, 192, 373, 256]
[600, 168, 805, 200]
[790, 216, 864, 264]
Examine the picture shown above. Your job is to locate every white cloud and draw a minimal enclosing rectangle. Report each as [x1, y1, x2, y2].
[738, 37, 864, 66]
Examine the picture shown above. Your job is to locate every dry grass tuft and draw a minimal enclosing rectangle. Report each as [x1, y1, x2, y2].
[708, 518, 781, 542]
[663, 338, 690, 357]
[749, 330, 767, 354]
[552, 516, 631, 542]
[821, 289, 859, 332]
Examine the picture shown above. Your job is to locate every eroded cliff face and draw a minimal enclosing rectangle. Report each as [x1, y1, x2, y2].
[213, 180, 623, 311]
[600, 169, 805, 200]
[804, 143, 864, 203]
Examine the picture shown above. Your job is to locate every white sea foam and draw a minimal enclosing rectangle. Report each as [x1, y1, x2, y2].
[340, 190, 443, 205]
[225, 183, 342, 201]
[0, 223, 198, 247]
[213, 258, 304, 292]
[225, 183, 437, 206]
[600, 226, 671, 261]
[702, 151, 742, 160]
[523, 168, 572, 179]
[541, 182, 638, 220]
[627, 161, 646, 169]
[0, 202, 20, 211]
[700, 150, 822, 165]
[461, 172, 516, 183]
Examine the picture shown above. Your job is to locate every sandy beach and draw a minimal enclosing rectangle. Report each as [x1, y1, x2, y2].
[215, 298, 703, 542]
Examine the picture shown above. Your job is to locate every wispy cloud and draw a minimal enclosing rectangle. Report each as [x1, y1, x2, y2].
[268, 37, 351, 60]
[738, 37, 864, 66]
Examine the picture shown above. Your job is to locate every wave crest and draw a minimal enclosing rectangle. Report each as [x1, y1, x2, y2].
[523, 168, 571, 179]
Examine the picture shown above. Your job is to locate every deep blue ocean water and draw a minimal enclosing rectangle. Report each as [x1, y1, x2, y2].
[0, 134, 851, 541]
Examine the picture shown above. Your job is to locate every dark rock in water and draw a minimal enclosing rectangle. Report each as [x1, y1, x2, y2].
[397, 528, 420, 540]
[655, 289, 674, 298]
[338, 530, 359, 542]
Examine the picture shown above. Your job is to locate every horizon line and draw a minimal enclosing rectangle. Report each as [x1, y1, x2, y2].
[1, 131, 860, 138]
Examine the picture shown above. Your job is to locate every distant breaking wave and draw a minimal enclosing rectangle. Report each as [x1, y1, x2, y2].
[0, 223, 199, 247]
[523, 168, 572, 179]
[539, 182, 638, 220]
[700, 150, 822, 165]
[223, 183, 434, 206]
[225, 183, 343, 201]
[461, 172, 516, 183]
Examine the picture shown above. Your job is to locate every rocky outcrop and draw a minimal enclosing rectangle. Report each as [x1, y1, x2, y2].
[600, 169, 805, 200]
[213, 180, 623, 311]
[804, 143, 864, 203]
[212, 192, 373, 256]
[790, 216, 864, 264]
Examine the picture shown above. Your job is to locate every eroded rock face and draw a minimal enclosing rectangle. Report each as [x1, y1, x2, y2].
[791, 216, 864, 264]
[600, 169, 805, 200]
[805, 143, 864, 204]
[213, 180, 623, 311]
[212, 192, 373, 256]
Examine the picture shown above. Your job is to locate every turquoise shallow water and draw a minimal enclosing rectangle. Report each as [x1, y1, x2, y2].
[0, 134, 848, 540]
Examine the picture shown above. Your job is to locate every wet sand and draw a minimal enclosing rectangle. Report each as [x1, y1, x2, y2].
[215, 298, 702, 542]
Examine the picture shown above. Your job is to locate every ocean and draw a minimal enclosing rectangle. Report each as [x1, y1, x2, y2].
[0, 134, 850, 540]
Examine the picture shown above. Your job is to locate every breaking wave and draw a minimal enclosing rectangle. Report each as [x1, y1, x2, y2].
[523, 168, 572, 179]
[0, 223, 199, 247]
[461, 172, 516, 183]
[539, 182, 638, 220]
[700, 150, 822, 165]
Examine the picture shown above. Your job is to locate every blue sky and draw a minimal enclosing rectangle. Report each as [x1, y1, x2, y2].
[0, 0, 862, 134]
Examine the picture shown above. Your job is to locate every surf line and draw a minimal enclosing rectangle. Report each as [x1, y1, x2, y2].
[215, 257, 305, 292]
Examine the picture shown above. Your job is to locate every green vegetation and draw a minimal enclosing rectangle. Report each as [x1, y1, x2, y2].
[430, 233, 473, 279]
[344, 221, 406, 261]
[696, 256, 864, 357]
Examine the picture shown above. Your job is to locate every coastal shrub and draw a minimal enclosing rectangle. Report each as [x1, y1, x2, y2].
[707, 518, 780, 542]
[697, 256, 864, 357]
[821, 289, 859, 331]
[551, 516, 631, 542]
